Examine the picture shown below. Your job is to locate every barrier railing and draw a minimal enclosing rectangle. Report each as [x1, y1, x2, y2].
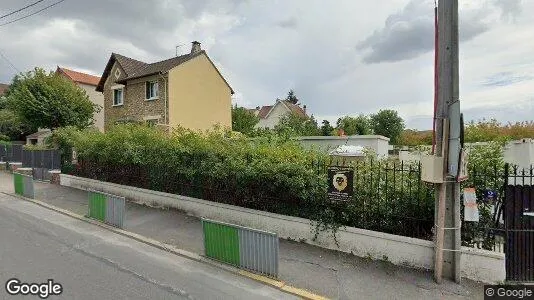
[202, 218, 279, 278]
[87, 189, 125, 228]
[13, 172, 34, 198]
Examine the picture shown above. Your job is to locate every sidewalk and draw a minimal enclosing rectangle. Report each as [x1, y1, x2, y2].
[0, 172, 484, 299]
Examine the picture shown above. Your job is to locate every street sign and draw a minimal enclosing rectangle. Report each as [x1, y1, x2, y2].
[327, 166, 353, 202]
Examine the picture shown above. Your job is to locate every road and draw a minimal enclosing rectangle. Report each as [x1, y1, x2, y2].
[0, 193, 297, 300]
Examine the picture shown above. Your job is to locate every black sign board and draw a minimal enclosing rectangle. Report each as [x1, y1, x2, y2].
[327, 166, 354, 202]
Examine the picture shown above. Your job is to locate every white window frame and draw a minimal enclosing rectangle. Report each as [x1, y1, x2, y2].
[145, 81, 159, 101]
[112, 87, 124, 106]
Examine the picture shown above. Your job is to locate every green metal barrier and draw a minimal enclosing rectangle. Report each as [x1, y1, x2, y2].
[87, 190, 125, 228]
[202, 218, 279, 277]
[88, 191, 107, 222]
[203, 221, 240, 266]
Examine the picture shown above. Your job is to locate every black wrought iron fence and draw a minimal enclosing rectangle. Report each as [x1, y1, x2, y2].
[71, 157, 436, 240]
[313, 158, 435, 239]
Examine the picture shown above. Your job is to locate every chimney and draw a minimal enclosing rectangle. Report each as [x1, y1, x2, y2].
[191, 41, 201, 54]
[303, 105, 307, 114]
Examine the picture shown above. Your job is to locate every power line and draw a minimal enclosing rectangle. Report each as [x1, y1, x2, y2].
[0, 50, 20, 73]
[0, 0, 46, 19]
[0, 0, 65, 28]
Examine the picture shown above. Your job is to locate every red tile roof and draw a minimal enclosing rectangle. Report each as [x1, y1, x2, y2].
[57, 67, 101, 86]
[257, 105, 273, 119]
[283, 101, 307, 118]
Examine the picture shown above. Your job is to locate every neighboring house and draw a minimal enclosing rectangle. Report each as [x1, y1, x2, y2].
[26, 129, 52, 146]
[250, 100, 307, 129]
[56, 67, 105, 132]
[95, 41, 234, 132]
[0, 83, 9, 98]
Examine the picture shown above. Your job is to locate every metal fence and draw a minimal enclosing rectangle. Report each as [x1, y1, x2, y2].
[22, 149, 61, 169]
[13, 173, 34, 198]
[314, 159, 436, 240]
[87, 190, 125, 228]
[202, 218, 279, 277]
[1, 144, 24, 162]
[22, 149, 61, 181]
[461, 164, 534, 254]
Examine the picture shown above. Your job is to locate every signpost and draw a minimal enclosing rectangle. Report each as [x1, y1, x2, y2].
[327, 166, 354, 202]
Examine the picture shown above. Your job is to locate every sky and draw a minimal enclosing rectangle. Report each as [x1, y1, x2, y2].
[0, 0, 532, 130]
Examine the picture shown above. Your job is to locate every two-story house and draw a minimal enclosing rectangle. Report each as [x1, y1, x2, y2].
[95, 41, 234, 132]
[56, 67, 104, 132]
[250, 100, 308, 129]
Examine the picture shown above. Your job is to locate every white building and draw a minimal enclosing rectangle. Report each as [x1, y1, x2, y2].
[56, 67, 104, 132]
[297, 135, 390, 158]
[249, 100, 307, 129]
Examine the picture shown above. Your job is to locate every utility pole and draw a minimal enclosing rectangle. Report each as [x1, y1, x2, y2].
[434, 0, 461, 284]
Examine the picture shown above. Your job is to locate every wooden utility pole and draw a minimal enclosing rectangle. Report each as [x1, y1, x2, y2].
[434, 0, 461, 284]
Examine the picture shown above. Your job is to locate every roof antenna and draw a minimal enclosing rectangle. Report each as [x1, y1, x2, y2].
[175, 44, 184, 57]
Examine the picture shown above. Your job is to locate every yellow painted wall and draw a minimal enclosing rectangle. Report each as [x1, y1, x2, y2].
[168, 53, 232, 132]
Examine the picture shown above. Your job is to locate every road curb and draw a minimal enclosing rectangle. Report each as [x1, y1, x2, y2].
[3, 192, 329, 300]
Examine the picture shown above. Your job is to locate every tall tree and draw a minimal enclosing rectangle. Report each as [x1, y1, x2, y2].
[6, 67, 97, 130]
[320, 120, 334, 136]
[285, 89, 299, 104]
[370, 109, 405, 144]
[231, 105, 259, 135]
[336, 115, 371, 135]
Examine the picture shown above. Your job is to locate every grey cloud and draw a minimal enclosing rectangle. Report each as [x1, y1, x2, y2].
[481, 72, 533, 87]
[277, 17, 297, 29]
[0, 0, 243, 83]
[493, 0, 522, 21]
[357, 0, 494, 64]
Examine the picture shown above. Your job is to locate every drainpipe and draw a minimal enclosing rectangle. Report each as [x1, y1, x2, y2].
[159, 72, 168, 126]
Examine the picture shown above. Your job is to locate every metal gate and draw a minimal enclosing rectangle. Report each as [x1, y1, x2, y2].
[21, 149, 61, 181]
[505, 184, 534, 282]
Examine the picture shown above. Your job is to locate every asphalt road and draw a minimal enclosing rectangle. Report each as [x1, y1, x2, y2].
[0, 193, 297, 300]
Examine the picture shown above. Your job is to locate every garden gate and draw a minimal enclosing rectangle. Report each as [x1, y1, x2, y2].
[504, 167, 534, 282]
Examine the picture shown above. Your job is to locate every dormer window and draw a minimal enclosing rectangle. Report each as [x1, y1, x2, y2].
[145, 81, 159, 100]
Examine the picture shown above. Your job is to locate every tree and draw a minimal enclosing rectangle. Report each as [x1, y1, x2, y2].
[0, 109, 32, 140]
[399, 129, 433, 146]
[285, 89, 299, 104]
[320, 120, 334, 136]
[370, 109, 405, 144]
[6, 67, 97, 130]
[275, 112, 319, 136]
[231, 105, 259, 135]
[336, 115, 371, 135]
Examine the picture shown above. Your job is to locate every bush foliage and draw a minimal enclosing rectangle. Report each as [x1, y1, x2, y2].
[51, 125, 328, 218]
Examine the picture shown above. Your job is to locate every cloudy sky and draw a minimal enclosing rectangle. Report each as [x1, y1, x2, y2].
[0, 0, 532, 129]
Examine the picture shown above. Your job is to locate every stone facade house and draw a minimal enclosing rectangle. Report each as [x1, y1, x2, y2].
[56, 67, 104, 132]
[250, 100, 308, 129]
[95, 41, 234, 132]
